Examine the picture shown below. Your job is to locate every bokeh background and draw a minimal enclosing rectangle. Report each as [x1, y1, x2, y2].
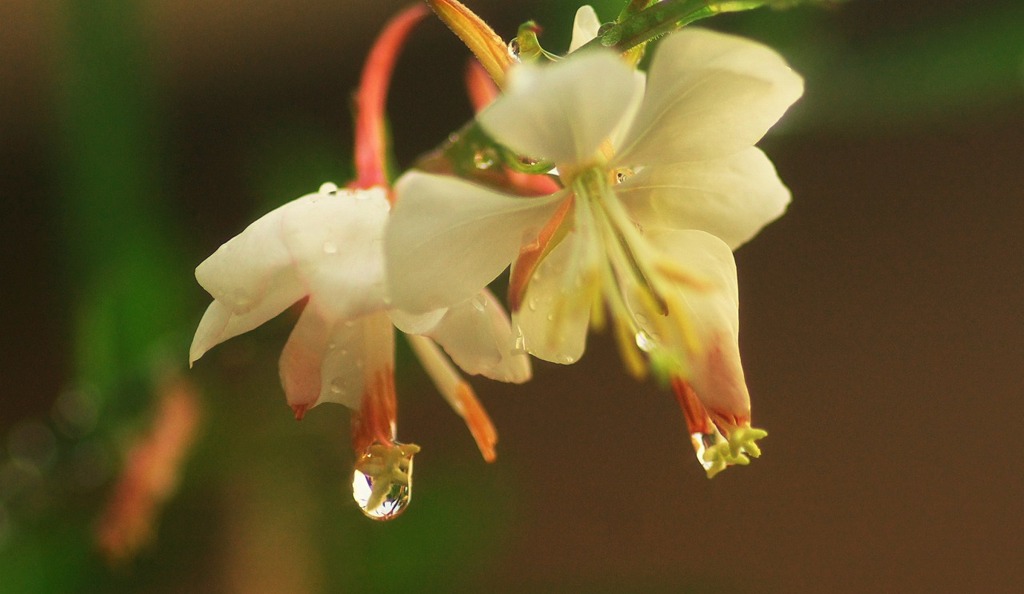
[2, 0, 1022, 592]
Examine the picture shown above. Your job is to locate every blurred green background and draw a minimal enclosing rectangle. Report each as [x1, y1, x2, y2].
[1, 0, 1022, 592]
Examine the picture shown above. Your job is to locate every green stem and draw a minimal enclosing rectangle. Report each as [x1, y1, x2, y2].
[587, 0, 768, 54]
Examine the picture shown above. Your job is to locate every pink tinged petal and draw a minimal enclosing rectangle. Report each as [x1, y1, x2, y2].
[477, 51, 644, 165]
[279, 306, 393, 417]
[279, 304, 335, 417]
[514, 214, 601, 365]
[616, 147, 791, 250]
[614, 28, 804, 167]
[648, 229, 750, 430]
[279, 188, 391, 320]
[568, 5, 601, 53]
[406, 335, 499, 462]
[424, 290, 531, 383]
[386, 172, 564, 313]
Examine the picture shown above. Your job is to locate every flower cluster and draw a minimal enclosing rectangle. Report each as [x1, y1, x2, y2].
[190, 2, 802, 517]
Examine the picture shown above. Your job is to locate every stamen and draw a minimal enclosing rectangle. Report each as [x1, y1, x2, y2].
[455, 384, 498, 463]
[405, 334, 500, 462]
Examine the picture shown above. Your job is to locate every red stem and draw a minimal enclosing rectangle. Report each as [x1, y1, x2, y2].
[351, 4, 429, 192]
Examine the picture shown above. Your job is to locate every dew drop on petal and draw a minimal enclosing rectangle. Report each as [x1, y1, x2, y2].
[319, 182, 339, 195]
[560, 354, 576, 364]
[512, 326, 527, 354]
[322, 241, 338, 255]
[471, 295, 486, 312]
[634, 330, 657, 353]
[351, 442, 419, 521]
[526, 297, 538, 312]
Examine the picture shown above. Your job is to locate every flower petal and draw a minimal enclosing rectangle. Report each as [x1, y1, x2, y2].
[386, 172, 563, 313]
[194, 186, 390, 324]
[422, 290, 531, 383]
[279, 187, 391, 319]
[279, 305, 392, 416]
[646, 229, 750, 430]
[616, 147, 791, 249]
[194, 203, 305, 315]
[514, 212, 601, 365]
[568, 5, 600, 53]
[615, 29, 803, 167]
[478, 51, 643, 165]
[189, 287, 301, 365]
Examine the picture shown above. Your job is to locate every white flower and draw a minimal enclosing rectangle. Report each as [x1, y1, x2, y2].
[385, 25, 801, 473]
[190, 183, 530, 463]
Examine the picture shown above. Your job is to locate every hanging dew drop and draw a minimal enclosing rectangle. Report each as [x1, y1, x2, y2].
[319, 182, 339, 195]
[351, 441, 420, 521]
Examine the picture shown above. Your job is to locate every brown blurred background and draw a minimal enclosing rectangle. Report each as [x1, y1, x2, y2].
[1, 0, 1022, 592]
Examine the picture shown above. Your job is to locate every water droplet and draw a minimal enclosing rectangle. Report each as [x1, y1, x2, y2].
[472, 150, 495, 170]
[527, 297, 538, 312]
[344, 320, 354, 328]
[634, 330, 657, 353]
[340, 348, 349, 356]
[327, 342, 336, 351]
[351, 442, 420, 521]
[507, 38, 521, 59]
[329, 378, 346, 395]
[322, 241, 338, 254]
[471, 296, 486, 312]
[560, 354, 576, 364]
[512, 326, 527, 354]
[546, 313, 555, 322]
[319, 182, 339, 195]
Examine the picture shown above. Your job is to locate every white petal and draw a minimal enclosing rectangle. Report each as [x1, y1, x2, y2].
[615, 29, 803, 167]
[279, 305, 393, 414]
[189, 285, 300, 365]
[279, 187, 390, 319]
[646, 230, 749, 425]
[422, 290, 531, 383]
[319, 310, 394, 411]
[195, 201, 305, 314]
[616, 147, 791, 249]
[478, 51, 644, 165]
[514, 209, 601, 365]
[569, 5, 601, 53]
[388, 307, 447, 336]
[195, 186, 390, 325]
[386, 172, 563, 313]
